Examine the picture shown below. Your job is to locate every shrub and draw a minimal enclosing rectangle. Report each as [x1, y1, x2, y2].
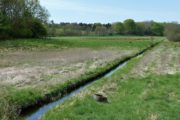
[31, 19, 47, 38]
[150, 22, 164, 36]
[164, 23, 180, 42]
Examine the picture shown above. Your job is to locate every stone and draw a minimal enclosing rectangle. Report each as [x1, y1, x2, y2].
[93, 93, 108, 103]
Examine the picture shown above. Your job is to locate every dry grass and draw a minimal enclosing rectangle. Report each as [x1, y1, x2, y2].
[0, 48, 135, 89]
[131, 42, 180, 76]
[0, 47, 136, 120]
[0, 87, 19, 120]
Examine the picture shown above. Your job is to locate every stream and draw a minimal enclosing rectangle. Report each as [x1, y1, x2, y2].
[22, 48, 148, 120]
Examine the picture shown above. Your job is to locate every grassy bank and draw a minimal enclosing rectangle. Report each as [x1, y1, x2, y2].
[42, 73, 180, 120]
[41, 41, 180, 120]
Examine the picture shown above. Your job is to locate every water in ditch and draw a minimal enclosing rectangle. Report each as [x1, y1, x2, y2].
[21, 43, 159, 120]
[24, 61, 128, 120]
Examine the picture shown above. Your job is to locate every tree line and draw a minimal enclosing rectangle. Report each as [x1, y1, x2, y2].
[48, 19, 165, 37]
[0, 0, 49, 39]
[48, 19, 180, 42]
[0, 0, 179, 42]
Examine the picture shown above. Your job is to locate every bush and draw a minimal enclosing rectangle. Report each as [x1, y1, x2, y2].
[0, 0, 48, 39]
[150, 22, 164, 36]
[30, 20, 47, 38]
[123, 19, 136, 34]
[164, 23, 180, 42]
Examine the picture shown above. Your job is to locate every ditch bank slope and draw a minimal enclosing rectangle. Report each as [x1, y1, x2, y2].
[20, 42, 160, 117]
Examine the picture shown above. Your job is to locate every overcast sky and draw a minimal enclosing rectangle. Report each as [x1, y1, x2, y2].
[40, 0, 180, 23]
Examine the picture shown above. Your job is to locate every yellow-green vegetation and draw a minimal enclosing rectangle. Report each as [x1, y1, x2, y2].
[0, 36, 158, 119]
[41, 41, 180, 120]
[0, 36, 157, 50]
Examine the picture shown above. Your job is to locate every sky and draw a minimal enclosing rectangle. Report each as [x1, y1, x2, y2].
[40, 0, 180, 23]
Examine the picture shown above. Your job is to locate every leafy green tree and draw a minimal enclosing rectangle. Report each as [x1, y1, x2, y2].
[112, 22, 124, 35]
[0, 0, 49, 39]
[135, 22, 146, 35]
[0, 12, 11, 39]
[123, 19, 136, 34]
[150, 22, 164, 36]
[142, 21, 153, 35]
[30, 19, 47, 38]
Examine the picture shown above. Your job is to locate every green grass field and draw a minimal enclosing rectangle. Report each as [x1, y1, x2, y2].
[0, 36, 161, 119]
[0, 36, 158, 50]
[42, 73, 180, 120]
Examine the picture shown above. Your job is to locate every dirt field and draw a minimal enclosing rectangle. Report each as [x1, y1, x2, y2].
[0, 48, 136, 89]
